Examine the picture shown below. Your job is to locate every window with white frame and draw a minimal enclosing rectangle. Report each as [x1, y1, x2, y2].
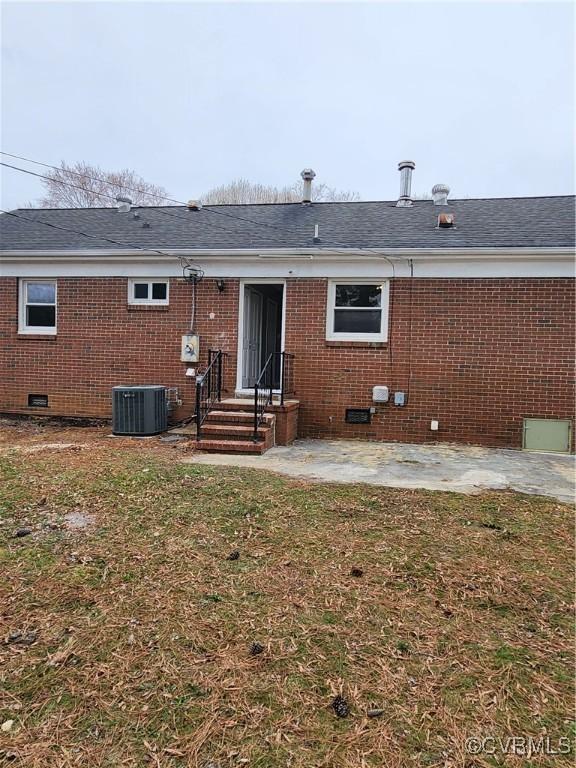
[19, 280, 57, 334]
[326, 280, 389, 341]
[128, 279, 169, 305]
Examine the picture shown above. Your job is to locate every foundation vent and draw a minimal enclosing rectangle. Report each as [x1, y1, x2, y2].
[345, 408, 372, 424]
[28, 394, 48, 408]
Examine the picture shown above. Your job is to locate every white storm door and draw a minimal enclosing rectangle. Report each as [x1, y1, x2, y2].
[242, 287, 263, 388]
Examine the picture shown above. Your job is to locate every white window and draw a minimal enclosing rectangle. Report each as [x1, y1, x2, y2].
[326, 280, 389, 341]
[128, 279, 169, 305]
[19, 280, 57, 334]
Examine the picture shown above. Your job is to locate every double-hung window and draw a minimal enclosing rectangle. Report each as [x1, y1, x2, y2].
[128, 279, 169, 305]
[326, 280, 389, 342]
[19, 280, 57, 334]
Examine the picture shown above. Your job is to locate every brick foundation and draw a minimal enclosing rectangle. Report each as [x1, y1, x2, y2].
[1, 276, 574, 450]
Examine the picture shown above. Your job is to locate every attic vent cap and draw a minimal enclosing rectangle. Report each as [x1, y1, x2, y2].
[300, 168, 316, 204]
[300, 168, 316, 181]
[432, 183, 450, 205]
[115, 195, 132, 212]
[187, 200, 202, 211]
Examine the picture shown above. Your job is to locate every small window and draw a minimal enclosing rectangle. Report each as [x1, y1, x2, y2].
[19, 280, 57, 334]
[326, 280, 389, 341]
[128, 279, 169, 305]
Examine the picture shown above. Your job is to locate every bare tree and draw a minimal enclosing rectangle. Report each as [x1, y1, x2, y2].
[37, 161, 169, 208]
[200, 178, 360, 205]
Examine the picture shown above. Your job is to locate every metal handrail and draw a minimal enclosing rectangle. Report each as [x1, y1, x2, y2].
[253, 351, 295, 440]
[195, 349, 225, 440]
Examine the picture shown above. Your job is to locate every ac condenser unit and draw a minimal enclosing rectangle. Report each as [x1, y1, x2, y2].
[112, 386, 167, 436]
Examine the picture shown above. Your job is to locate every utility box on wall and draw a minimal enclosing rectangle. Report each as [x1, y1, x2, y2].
[523, 418, 572, 453]
[181, 333, 199, 363]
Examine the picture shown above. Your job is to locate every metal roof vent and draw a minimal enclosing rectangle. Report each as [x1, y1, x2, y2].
[396, 161, 415, 207]
[438, 212, 455, 228]
[432, 183, 450, 205]
[187, 200, 202, 211]
[300, 168, 316, 204]
[116, 195, 132, 213]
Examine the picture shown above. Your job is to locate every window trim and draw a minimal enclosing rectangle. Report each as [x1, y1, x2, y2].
[325, 279, 389, 342]
[127, 278, 170, 306]
[18, 279, 58, 335]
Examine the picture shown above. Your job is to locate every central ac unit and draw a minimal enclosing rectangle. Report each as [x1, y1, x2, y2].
[112, 386, 167, 436]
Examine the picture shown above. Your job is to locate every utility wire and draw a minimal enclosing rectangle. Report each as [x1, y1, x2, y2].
[0, 159, 272, 248]
[2, 167, 406, 385]
[0, 159, 322, 246]
[1, 150, 185, 205]
[0, 151, 409, 265]
[0, 208, 172, 256]
[0, 208, 201, 282]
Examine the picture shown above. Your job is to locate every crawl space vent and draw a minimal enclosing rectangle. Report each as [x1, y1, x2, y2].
[345, 408, 371, 425]
[28, 394, 48, 408]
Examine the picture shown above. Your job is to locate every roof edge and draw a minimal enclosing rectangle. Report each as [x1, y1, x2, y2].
[1, 246, 574, 262]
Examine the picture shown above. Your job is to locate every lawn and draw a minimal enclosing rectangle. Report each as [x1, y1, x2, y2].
[0, 425, 574, 767]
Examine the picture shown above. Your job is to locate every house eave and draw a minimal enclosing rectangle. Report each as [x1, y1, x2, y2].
[0, 246, 574, 263]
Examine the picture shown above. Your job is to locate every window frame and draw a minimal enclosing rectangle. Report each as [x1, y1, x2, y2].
[18, 279, 58, 335]
[325, 279, 389, 342]
[127, 278, 170, 306]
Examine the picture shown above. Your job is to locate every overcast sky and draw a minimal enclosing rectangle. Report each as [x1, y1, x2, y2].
[1, 0, 574, 209]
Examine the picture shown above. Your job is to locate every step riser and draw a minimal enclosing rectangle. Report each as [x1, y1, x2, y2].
[206, 413, 274, 426]
[200, 432, 269, 441]
[194, 439, 269, 454]
[199, 425, 271, 438]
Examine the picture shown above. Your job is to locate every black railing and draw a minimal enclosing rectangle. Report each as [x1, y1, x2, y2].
[253, 351, 295, 441]
[280, 351, 295, 406]
[195, 349, 225, 440]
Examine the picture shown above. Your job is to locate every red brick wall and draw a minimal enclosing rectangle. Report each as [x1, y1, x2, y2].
[1, 276, 574, 449]
[0, 277, 240, 422]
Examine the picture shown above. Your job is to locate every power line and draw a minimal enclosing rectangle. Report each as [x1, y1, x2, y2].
[0, 159, 315, 245]
[0, 151, 184, 204]
[0, 208, 202, 282]
[0, 159, 273, 244]
[0, 150, 408, 264]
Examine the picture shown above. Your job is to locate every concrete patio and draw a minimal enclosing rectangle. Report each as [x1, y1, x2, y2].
[184, 438, 575, 503]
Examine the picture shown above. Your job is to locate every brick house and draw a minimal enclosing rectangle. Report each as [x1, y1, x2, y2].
[1, 165, 574, 453]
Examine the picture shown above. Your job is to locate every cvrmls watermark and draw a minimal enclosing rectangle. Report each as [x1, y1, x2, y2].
[465, 736, 572, 757]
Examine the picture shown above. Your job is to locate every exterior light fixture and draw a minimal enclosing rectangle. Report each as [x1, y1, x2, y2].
[216, 279, 225, 292]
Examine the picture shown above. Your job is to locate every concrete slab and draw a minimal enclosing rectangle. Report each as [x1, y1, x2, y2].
[182, 438, 575, 503]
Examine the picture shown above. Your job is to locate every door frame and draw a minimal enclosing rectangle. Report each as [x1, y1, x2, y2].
[236, 279, 286, 396]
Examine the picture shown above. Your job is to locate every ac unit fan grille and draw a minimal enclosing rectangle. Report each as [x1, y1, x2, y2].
[112, 386, 167, 436]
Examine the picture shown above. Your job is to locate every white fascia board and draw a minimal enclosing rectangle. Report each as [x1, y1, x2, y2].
[1, 247, 574, 279]
[1, 247, 574, 260]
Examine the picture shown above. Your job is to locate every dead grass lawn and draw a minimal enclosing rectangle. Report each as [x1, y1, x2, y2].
[0, 423, 574, 767]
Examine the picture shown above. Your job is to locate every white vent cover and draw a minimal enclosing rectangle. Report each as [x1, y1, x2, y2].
[372, 386, 389, 403]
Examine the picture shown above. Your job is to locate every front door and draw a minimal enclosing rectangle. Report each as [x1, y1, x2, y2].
[242, 287, 263, 388]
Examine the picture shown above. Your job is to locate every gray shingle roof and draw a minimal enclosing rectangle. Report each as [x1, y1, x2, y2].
[1, 196, 574, 253]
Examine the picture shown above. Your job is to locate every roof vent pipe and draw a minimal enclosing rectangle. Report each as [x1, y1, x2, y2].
[432, 184, 450, 205]
[116, 195, 132, 213]
[396, 161, 415, 207]
[301, 168, 316, 204]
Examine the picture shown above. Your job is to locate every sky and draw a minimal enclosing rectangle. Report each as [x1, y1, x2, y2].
[1, 0, 574, 209]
